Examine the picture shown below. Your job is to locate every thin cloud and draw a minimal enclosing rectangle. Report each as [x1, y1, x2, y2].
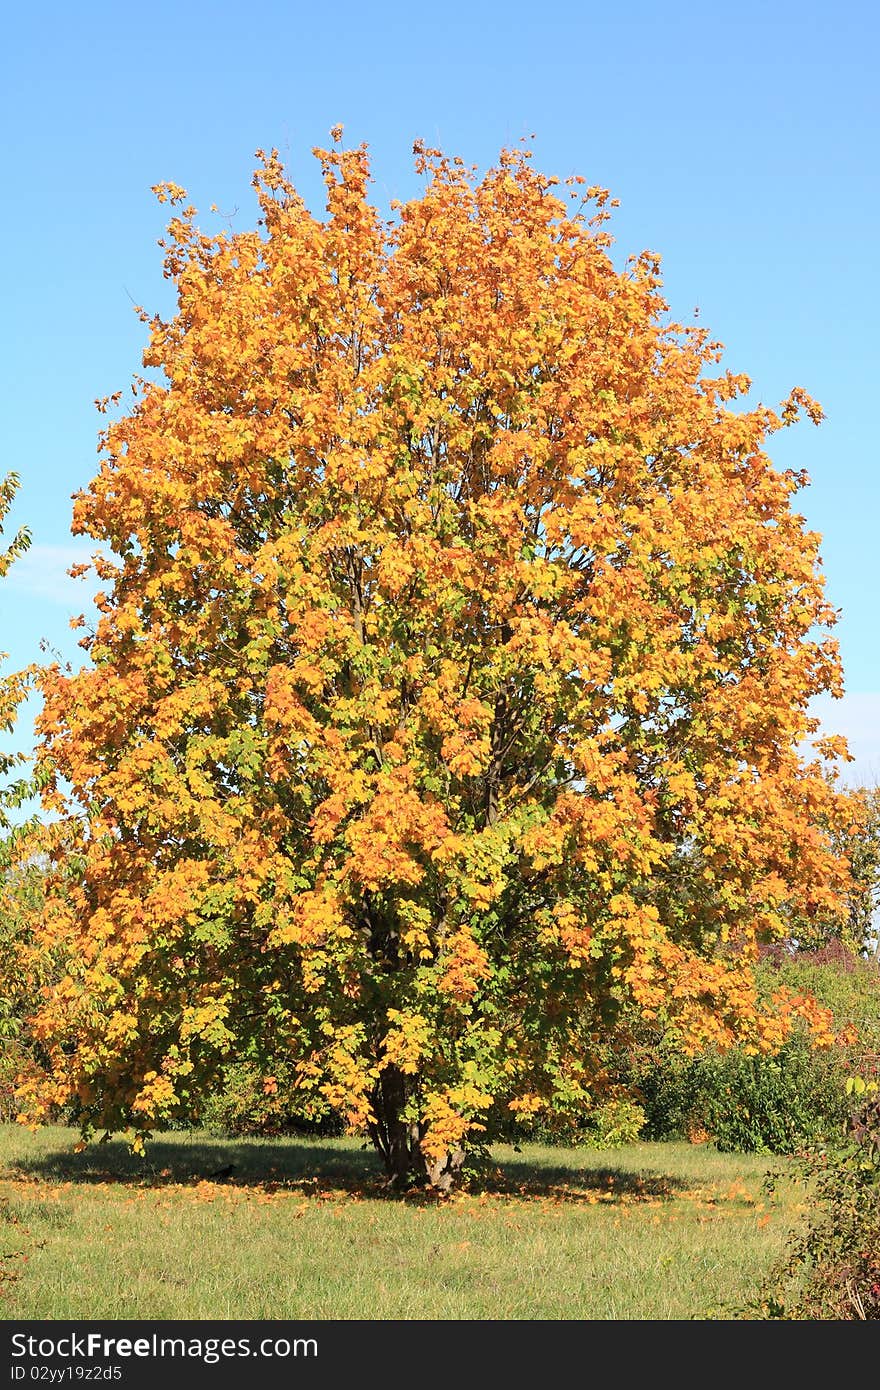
[5, 543, 101, 607]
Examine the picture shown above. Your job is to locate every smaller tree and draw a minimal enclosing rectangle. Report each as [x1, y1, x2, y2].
[842, 788, 880, 957]
[787, 787, 880, 956]
[0, 471, 31, 822]
[0, 470, 38, 1116]
[0, 851, 48, 1119]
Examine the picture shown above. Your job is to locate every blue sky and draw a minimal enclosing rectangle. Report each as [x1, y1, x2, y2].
[1, 0, 878, 781]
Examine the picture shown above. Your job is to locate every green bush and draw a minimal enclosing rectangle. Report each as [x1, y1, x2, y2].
[635, 1036, 848, 1154]
[753, 1082, 880, 1319]
[583, 1097, 646, 1148]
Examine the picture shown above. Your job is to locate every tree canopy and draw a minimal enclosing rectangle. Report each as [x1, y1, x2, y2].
[16, 137, 851, 1186]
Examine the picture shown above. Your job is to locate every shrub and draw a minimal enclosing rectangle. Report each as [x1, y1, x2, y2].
[634, 1035, 849, 1154]
[753, 1081, 880, 1319]
[583, 1097, 647, 1148]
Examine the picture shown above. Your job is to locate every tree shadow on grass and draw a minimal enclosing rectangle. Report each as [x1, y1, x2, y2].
[8, 1136, 382, 1191]
[476, 1157, 688, 1203]
[8, 1135, 688, 1204]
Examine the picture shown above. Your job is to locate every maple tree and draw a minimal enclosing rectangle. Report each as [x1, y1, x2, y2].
[765, 786, 880, 958]
[17, 137, 852, 1187]
[0, 472, 31, 825]
[823, 787, 880, 957]
[0, 473, 40, 1115]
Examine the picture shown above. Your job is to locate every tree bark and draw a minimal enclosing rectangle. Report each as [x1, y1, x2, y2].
[425, 1146, 465, 1193]
[368, 1067, 467, 1190]
[369, 1065, 424, 1188]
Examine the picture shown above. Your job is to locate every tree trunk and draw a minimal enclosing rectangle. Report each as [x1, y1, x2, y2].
[368, 1067, 466, 1191]
[369, 1066, 424, 1188]
[425, 1146, 465, 1193]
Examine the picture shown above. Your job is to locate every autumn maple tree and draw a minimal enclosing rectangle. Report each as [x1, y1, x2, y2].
[0, 473, 41, 1111]
[0, 472, 31, 820]
[792, 785, 880, 957]
[17, 135, 852, 1187]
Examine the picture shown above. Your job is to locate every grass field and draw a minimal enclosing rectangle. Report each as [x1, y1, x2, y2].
[0, 1125, 803, 1320]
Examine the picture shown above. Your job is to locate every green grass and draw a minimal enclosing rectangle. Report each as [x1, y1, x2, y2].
[0, 1125, 804, 1320]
